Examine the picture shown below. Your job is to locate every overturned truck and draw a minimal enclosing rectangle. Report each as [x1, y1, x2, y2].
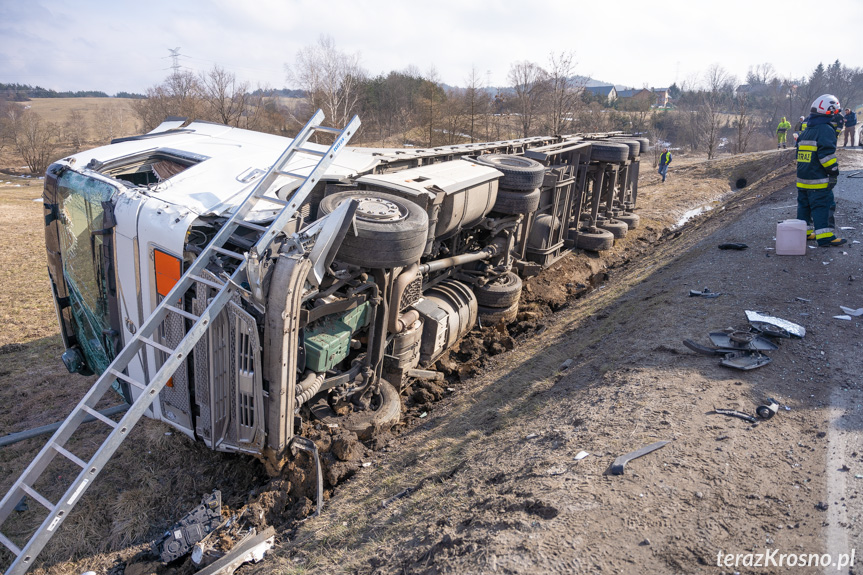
[1, 112, 649, 574]
[43, 119, 647, 462]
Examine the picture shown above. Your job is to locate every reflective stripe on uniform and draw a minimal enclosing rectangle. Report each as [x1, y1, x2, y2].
[798, 145, 818, 151]
[797, 178, 829, 189]
[798, 140, 817, 148]
[821, 156, 837, 167]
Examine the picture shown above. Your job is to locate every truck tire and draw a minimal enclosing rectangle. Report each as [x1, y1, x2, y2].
[598, 219, 628, 239]
[589, 141, 629, 163]
[617, 213, 640, 229]
[309, 379, 402, 440]
[478, 301, 519, 326]
[319, 190, 428, 268]
[473, 154, 546, 191]
[527, 214, 560, 250]
[474, 271, 523, 308]
[634, 137, 650, 155]
[492, 188, 541, 214]
[610, 138, 640, 159]
[572, 228, 614, 252]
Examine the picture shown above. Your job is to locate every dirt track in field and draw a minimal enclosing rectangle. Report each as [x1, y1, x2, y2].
[2, 148, 862, 575]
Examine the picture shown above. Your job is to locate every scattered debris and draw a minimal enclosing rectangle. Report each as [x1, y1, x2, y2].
[718, 243, 748, 250]
[14, 497, 27, 512]
[839, 306, 863, 316]
[745, 310, 805, 338]
[795, 297, 811, 302]
[713, 408, 758, 424]
[834, 315, 853, 321]
[574, 451, 589, 461]
[526, 433, 539, 440]
[361, 462, 372, 468]
[547, 466, 567, 476]
[683, 339, 772, 370]
[689, 288, 721, 298]
[756, 398, 779, 420]
[840, 226, 856, 230]
[815, 501, 829, 511]
[419, 412, 428, 418]
[708, 330, 778, 351]
[559, 358, 574, 371]
[152, 491, 222, 564]
[609, 441, 670, 475]
[194, 526, 275, 575]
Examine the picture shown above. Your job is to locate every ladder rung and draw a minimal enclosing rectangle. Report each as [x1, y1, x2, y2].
[20, 485, 53, 511]
[296, 146, 326, 157]
[189, 274, 225, 290]
[51, 442, 86, 469]
[107, 368, 147, 391]
[0, 531, 21, 556]
[254, 196, 290, 207]
[313, 125, 342, 135]
[272, 170, 305, 180]
[81, 406, 119, 429]
[211, 247, 245, 261]
[136, 336, 175, 355]
[165, 304, 201, 322]
[235, 221, 268, 233]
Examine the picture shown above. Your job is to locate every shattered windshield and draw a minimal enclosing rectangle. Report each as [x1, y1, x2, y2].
[57, 171, 117, 374]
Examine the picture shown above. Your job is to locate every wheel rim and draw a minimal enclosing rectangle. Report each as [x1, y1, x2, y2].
[353, 197, 407, 223]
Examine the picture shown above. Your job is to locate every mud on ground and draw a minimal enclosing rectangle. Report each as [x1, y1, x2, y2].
[7, 148, 860, 575]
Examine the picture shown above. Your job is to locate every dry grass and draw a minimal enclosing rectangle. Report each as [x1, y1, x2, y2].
[26, 98, 140, 144]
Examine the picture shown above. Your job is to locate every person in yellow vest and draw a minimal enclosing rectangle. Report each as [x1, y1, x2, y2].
[776, 117, 792, 149]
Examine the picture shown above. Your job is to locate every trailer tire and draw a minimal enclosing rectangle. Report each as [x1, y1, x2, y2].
[610, 138, 640, 160]
[617, 213, 640, 229]
[634, 137, 650, 155]
[589, 141, 629, 163]
[478, 301, 519, 326]
[474, 271, 522, 308]
[598, 219, 628, 239]
[473, 154, 546, 190]
[492, 188, 541, 214]
[309, 379, 401, 440]
[319, 190, 428, 268]
[573, 228, 614, 252]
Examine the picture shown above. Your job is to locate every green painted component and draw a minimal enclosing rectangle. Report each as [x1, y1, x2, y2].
[303, 301, 370, 372]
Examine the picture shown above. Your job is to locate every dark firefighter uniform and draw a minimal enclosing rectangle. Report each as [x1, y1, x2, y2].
[796, 115, 843, 246]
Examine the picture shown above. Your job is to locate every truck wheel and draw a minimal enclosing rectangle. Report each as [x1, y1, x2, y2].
[610, 139, 640, 160]
[309, 379, 402, 440]
[634, 137, 650, 155]
[573, 228, 614, 252]
[478, 301, 519, 326]
[492, 188, 541, 214]
[474, 271, 522, 308]
[617, 213, 640, 230]
[473, 154, 546, 191]
[598, 219, 628, 239]
[319, 190, 428, 268]
[588, 141, 629, 163]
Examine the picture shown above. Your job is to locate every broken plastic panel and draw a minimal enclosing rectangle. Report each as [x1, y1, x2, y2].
[745, 310, 805, 338]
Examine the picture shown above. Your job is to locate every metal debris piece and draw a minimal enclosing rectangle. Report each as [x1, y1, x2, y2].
[194, 527, 275, 575]
[574, 451, 589, 461]
[153, 491, 222, 563]
[756, 398, 779, 420]
[708, 330, 778, 351]
[713, 408, 757, 424]
[559, 359, 574, 370]
[289, 436, 323, 519]
[610, 441, 670, 475]
[682, 340, 772, 370]
[745, 310, 805, 338]
[690, 288, 721, 298]
[834, 315, 853, 321]
[795, 297, 811, 302]
[839, 306, 863, 316]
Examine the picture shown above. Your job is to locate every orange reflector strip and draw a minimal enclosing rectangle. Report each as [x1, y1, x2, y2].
[154, 249, 182, 298]
[166, 377, 174, 388]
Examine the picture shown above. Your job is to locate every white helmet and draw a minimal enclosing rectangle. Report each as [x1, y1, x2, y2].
[811, 94, 841, 116]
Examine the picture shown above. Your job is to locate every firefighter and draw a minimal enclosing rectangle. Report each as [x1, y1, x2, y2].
[776, 117, 792, 148]
[797, 94, 846, 247]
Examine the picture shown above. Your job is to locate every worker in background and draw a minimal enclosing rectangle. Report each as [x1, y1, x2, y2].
[776, 117, 791, 148]
[796, 94, 846, 247]
[843, 107, 858, 147]
[793, 115, 806, 145]
[658, 147, 672, 183]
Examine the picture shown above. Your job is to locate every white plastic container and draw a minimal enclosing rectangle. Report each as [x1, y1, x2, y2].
[776, 219, 807, 255]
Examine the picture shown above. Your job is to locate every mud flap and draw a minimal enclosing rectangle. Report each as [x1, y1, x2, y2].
[289, 436, 323, 518]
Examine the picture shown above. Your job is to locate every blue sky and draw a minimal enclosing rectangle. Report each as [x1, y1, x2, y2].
[1, 0, 861, 94]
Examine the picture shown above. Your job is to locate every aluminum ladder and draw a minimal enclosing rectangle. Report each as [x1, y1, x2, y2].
[0, 110, 360, 575]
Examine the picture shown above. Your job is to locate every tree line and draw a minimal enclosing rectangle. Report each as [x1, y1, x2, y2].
[1, 37, 861, 175]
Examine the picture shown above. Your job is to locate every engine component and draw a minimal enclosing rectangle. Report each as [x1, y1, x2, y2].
[303, 302, 371, 372]
[384, 318, 423, 386]
[412, 280, 477, 365]
[152, 491, 222, 563]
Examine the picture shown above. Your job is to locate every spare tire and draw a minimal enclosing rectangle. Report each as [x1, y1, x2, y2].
[319, 190, 428, 268]
[492, 188, 541, 214]
[588, 141, 629, 163]
[610, 138, 640, 159]
[473, 154, 546, 191]
[474, 271, 522, 308]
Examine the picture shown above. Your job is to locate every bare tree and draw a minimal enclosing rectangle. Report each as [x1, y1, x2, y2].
[200, 65, 250, 126]
[508, 61, 547, 137]
[543, 51, 580, 134]
[96, 104, 125, 143]
[419, 66, 446, 147]
[288, 35, 366, 129]
[132, 69, 203, 131]
[463, 66, 489, 142]
[63, 108, 88, 151]
[732, 93, 758, 154]
[701, 64, 735, 159]
[6, 108, 58, 174]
